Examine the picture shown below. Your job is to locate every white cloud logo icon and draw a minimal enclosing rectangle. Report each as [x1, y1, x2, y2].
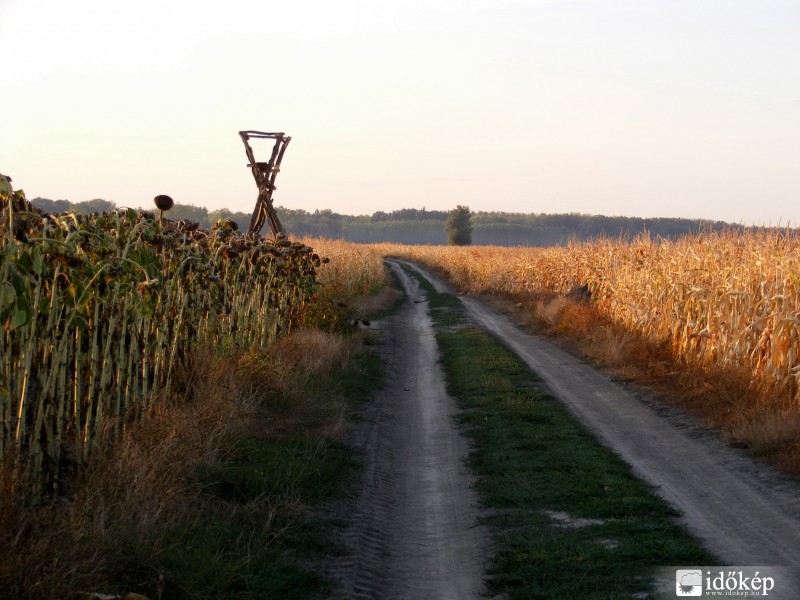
[676, 570, 703, 596]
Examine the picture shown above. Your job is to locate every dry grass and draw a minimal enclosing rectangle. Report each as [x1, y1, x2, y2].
[0, 328, 358, 600]
[350, 285, 404, 317]
[372, 234, 800, 475]
[725, 411, 800, 457]
[0, 358, 226, 597]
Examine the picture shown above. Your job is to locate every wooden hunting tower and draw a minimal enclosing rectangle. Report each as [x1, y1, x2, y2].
[239, 130, 291, 237]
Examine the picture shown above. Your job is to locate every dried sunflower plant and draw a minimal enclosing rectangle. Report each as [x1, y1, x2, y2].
[1, 174, 325, 497]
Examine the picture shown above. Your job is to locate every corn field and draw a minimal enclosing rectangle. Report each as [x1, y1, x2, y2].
[307, 238, 388, 298]
[376, 230, 800, 401]
[1, 178, 323, 495]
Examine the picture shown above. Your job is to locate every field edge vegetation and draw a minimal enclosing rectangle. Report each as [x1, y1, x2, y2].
[0, 234, 392, 599]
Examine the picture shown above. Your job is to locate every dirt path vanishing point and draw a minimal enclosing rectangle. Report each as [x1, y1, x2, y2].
[324, 262, 491, 600]
[324, 260, 800, 598]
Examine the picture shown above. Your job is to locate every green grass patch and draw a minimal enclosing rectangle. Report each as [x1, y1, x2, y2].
[152, 344, 384, 600]
[421, 281, 716, 599]
[401, 262, 468, 327]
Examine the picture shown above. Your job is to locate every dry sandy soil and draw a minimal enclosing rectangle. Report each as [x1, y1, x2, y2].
[321, 260, 800, 599]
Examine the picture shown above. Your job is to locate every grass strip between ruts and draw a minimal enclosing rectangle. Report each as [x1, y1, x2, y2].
[416, 269, 717, 599]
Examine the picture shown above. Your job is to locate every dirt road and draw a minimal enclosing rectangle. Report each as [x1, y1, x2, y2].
[324, 260, 800, 598]
[324, 262, 490, 600]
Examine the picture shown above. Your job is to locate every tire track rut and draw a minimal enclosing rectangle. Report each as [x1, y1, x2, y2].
[323, 261, 490, 600]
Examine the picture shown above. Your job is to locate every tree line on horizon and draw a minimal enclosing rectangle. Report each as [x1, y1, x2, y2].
[30, 196, 750, 246]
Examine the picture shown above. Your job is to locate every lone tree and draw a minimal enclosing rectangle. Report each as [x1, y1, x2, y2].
[445, 205, 473, 245]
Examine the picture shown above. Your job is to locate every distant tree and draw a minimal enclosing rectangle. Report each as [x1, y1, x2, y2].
[74, 198, 116, 214]
[279, 207, 315, 237]
[207, 208, 234, 223]
[168, 203, 209, 224]
[312, 209, 343, 238]
[30, 197, 72, 214]
[445, 205, 473, 245]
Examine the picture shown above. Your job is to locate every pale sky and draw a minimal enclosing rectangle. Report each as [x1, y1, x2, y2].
[1, 0, 798, 225]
